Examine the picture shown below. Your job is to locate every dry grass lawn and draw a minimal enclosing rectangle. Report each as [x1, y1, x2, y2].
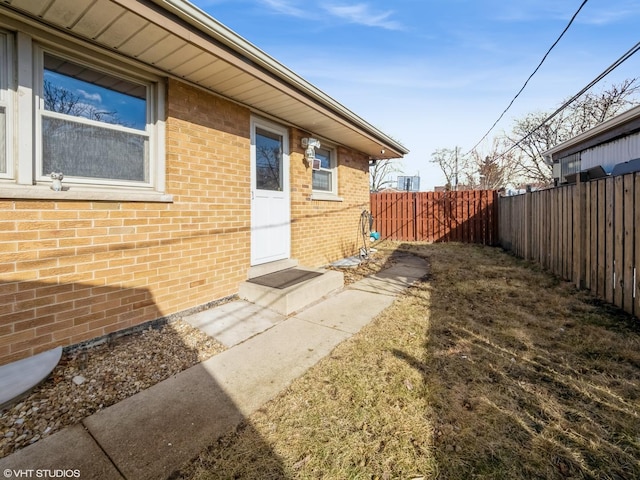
[172, 242, 640, 479]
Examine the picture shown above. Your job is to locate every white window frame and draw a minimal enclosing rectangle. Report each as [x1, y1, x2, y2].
[35, 48, 154, 188]
[311, 143, 342, 201]
[0, 31, 13, 180]
[1, 31, 169, 202]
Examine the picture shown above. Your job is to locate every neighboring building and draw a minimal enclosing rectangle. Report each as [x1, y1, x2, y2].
[545, 105, 640, 185]
[396, 175, 420, 192]
[0, 0, 408, 365]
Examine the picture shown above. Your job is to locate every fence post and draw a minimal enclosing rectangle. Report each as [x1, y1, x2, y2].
[413, 192, 418, 242]
[524, 191, 531, 259]
[574, 175, 586, 289]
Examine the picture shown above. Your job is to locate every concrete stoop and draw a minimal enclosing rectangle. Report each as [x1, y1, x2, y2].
[238, 268, 344, 315]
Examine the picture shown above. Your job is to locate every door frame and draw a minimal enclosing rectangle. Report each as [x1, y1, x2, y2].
[249, 116, 291, 266]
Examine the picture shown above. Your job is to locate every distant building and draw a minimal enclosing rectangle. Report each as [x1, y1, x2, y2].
[397, 175, 420, 191]
[544, 105, 640, 185]
[433, 184, 472, 192]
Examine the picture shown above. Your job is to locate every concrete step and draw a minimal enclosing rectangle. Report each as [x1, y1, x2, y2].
[238, 267, 344, 315]
[247, 258, 298, 279]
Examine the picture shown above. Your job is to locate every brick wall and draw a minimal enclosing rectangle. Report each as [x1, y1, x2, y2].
[0, 79, 252, 365]
[290, 129, 371, 267]
[0, 80, 373, 366]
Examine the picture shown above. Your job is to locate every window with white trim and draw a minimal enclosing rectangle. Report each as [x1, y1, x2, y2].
[312, 146, 337, 194]
[0, 31, 166, 201]
[37, 51, 152, 186]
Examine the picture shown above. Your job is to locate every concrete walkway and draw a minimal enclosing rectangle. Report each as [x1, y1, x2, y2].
[0, 254, 428, 480]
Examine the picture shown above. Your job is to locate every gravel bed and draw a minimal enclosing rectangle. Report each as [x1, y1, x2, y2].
[0, 320, 225, 458]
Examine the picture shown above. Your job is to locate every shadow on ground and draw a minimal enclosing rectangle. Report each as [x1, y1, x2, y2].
[393, 242, 640, 479]
[0, 279, 288, 480]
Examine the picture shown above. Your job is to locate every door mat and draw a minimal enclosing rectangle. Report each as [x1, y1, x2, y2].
[248, 269, 323, 289]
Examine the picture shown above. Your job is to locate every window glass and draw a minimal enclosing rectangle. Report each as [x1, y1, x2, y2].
[255, 128, 283, 191]
[312, 147, 333, 192]
[41, 53, 149, 182]
[560, 153, 580, 182]
[312, 169, 332, 191]
[42, 117, 148, 181]
[315, 147, 331, 169]
[43, 54, 146, 129]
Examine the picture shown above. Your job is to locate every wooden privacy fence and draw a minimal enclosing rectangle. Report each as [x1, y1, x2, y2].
[370, 190, 499, 245]
[499, 172, 640, 318]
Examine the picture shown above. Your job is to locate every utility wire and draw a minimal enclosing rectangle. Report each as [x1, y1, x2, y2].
[498, 39, 640, 161]
[465, 0, 589, 155]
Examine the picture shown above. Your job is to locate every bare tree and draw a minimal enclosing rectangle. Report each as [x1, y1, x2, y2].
[44, 79, 122, 125]
[568, 78, 640, 134]
[505, 79, 640, 184]
[370, 159, 403, 192]
[430, 147, 469, 190]
[256, 144, 282, 190]
[466, 137, 519, 189]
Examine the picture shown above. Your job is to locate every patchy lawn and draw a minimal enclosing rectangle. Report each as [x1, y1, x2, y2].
[172, 242, 640, 480]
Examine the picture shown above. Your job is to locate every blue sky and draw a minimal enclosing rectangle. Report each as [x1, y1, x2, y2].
[191, 0, 640, 189]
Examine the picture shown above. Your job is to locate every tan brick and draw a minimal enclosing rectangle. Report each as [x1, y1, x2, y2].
[14, 315, 56, 333]
[0, 349, 33, 366]
[0, 329, 36, 349]
[0, 324, 13, 336]
[1, 80, 370, 360]
[36, 319, 73, 336]
[52, 324, 89, 342]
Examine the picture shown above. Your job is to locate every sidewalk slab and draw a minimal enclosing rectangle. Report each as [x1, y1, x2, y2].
[350, 259, 428, 296]
[294, 288, 396, 333]
[375, 263, 428, 282]
[83, 363, 245, 480]
[83, 318, 351, 480]
[183, 300, 283, 347]
[388, 253, 429, 270]
[200, 317, 352, 413]
[0, 424, 123, 480]
[350, 274, 418, 296]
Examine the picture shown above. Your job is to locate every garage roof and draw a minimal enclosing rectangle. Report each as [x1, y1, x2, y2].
[544, 105, 640, 161]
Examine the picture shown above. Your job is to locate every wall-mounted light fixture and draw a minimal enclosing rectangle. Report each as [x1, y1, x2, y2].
[301, 137, 321, 169]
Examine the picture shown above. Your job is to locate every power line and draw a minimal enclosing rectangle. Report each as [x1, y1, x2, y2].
[466, 0, 589, 155]
[499, 39, 640, 161]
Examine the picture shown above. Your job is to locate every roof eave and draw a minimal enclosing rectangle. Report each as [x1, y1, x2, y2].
[544, 104, 640, 160]
[149, 0, 409, 157]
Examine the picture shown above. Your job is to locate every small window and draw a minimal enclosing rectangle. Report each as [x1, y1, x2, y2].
[560, 153, 581, 183]
[312, 146, 336, 193]
[38, 52, 151, 186]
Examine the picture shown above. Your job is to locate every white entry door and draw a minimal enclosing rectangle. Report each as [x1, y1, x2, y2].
[250, 118, 291, 265]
